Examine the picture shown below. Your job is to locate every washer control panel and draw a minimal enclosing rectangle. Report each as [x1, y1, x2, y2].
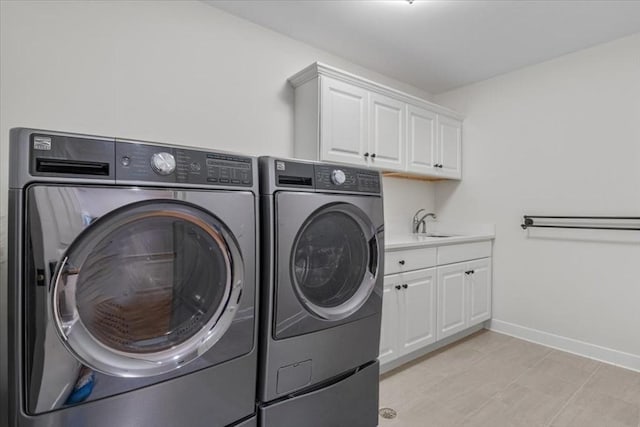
[314, 164, 380, 193]
[116, 141, 253, 187]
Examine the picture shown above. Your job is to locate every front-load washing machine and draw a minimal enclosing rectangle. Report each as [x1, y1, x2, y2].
[2, 128, 259, 427]
[258, 157, 384, 427]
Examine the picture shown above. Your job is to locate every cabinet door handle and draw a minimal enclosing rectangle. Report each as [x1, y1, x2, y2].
[398, 260, 405, 265]
[470, 270, 475, 274]
[465, 270, 472, 275]
[370, 153, 376, 159]
[395, 285, 402, 290]
[402, 284, 408, 289]
[364, 152, 369, 158]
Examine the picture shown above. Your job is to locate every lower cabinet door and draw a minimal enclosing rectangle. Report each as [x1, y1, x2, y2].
[437, 262, 468, 340]
[400, 268, 437, 354]
[467, 258, 492, 326]
[379, 275, 401, 365]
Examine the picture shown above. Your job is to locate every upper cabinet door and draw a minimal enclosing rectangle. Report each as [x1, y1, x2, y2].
[369, 92, 405, 171]
[438, 115, 462, 179]
[320, 76, 369, 166]
[406, 105, 438, 175]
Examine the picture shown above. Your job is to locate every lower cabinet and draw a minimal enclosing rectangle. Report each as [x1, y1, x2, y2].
[379, 246, 492, 368]
[437, 257, 492, 340]
[379, 268, 437, 365]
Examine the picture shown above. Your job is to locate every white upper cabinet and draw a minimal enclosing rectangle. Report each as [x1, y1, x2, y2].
[290, 62, 463, 179]
[438, 115, 462, 179]
[320, 77, 369, 166]
[369, 92, 405, 171]
[406, 104, 438, 174]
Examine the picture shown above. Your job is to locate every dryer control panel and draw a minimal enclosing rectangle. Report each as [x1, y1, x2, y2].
[116, 142, 253, 187]
[270, 157, 381, 194]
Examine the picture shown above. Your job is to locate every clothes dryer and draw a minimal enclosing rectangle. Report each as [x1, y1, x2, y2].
[2, 129, 259, 427]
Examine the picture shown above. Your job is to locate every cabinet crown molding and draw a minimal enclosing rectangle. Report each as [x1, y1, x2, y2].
[288, 62, 464, 121]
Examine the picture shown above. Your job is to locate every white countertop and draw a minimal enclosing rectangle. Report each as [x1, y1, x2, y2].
[385, 233, 495, 250]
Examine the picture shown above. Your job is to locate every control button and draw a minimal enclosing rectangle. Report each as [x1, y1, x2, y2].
[219, 178, 230, 183]
[120, 156, 131, 166]
[242, 180, 251, 185]
[331, 169, 346, 185]
[231, 179, 241, 184]
[150, 152, 176, 176]
[207, 178, 218, 183]
[190, 162, 201, 172]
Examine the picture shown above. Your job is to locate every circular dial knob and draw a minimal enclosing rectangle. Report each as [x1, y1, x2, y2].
[150, 152, 176, 176]
[331, 169, 346, 185]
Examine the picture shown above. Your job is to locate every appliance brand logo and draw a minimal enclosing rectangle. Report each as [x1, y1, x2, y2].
[33, 136, 52, 151]
[276, 161, 285, 171]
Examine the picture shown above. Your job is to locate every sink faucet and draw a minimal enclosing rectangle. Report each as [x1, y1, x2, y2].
[413, 210, 437, 234]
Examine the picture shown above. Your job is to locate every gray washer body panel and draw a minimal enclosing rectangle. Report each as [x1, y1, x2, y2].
[258, 156, 383, 408]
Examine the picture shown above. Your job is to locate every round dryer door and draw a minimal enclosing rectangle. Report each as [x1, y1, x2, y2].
[51, 200, 243, 377]
[291, 203, 378, 321]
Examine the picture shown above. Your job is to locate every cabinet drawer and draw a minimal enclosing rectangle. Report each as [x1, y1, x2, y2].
[385, 247, 437, 275]
[437, 241, 492, 265]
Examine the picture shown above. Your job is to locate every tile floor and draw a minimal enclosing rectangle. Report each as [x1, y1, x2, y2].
[379, 330, 640, 427]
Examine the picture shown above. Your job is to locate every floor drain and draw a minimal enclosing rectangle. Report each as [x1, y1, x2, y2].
[379, 408, 397, 419]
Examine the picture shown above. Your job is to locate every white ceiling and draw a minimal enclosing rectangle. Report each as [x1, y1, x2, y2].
[207, 0, 640, 94]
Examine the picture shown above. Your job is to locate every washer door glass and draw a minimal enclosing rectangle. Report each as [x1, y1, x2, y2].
[52, 200, 243, 377]
[291, 203, 378, 321]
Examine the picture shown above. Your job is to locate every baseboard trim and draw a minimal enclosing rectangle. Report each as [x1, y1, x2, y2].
[489, 319, 640, 373]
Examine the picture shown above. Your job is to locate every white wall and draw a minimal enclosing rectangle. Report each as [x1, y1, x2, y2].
[0, 1, 436, 281]
[383, 177, 436, 236]
[434, 33, 640, 364]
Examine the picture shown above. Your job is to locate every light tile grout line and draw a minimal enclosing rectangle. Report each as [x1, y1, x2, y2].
[460, 343, 555, 422]
[544, 363, 602, 427]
